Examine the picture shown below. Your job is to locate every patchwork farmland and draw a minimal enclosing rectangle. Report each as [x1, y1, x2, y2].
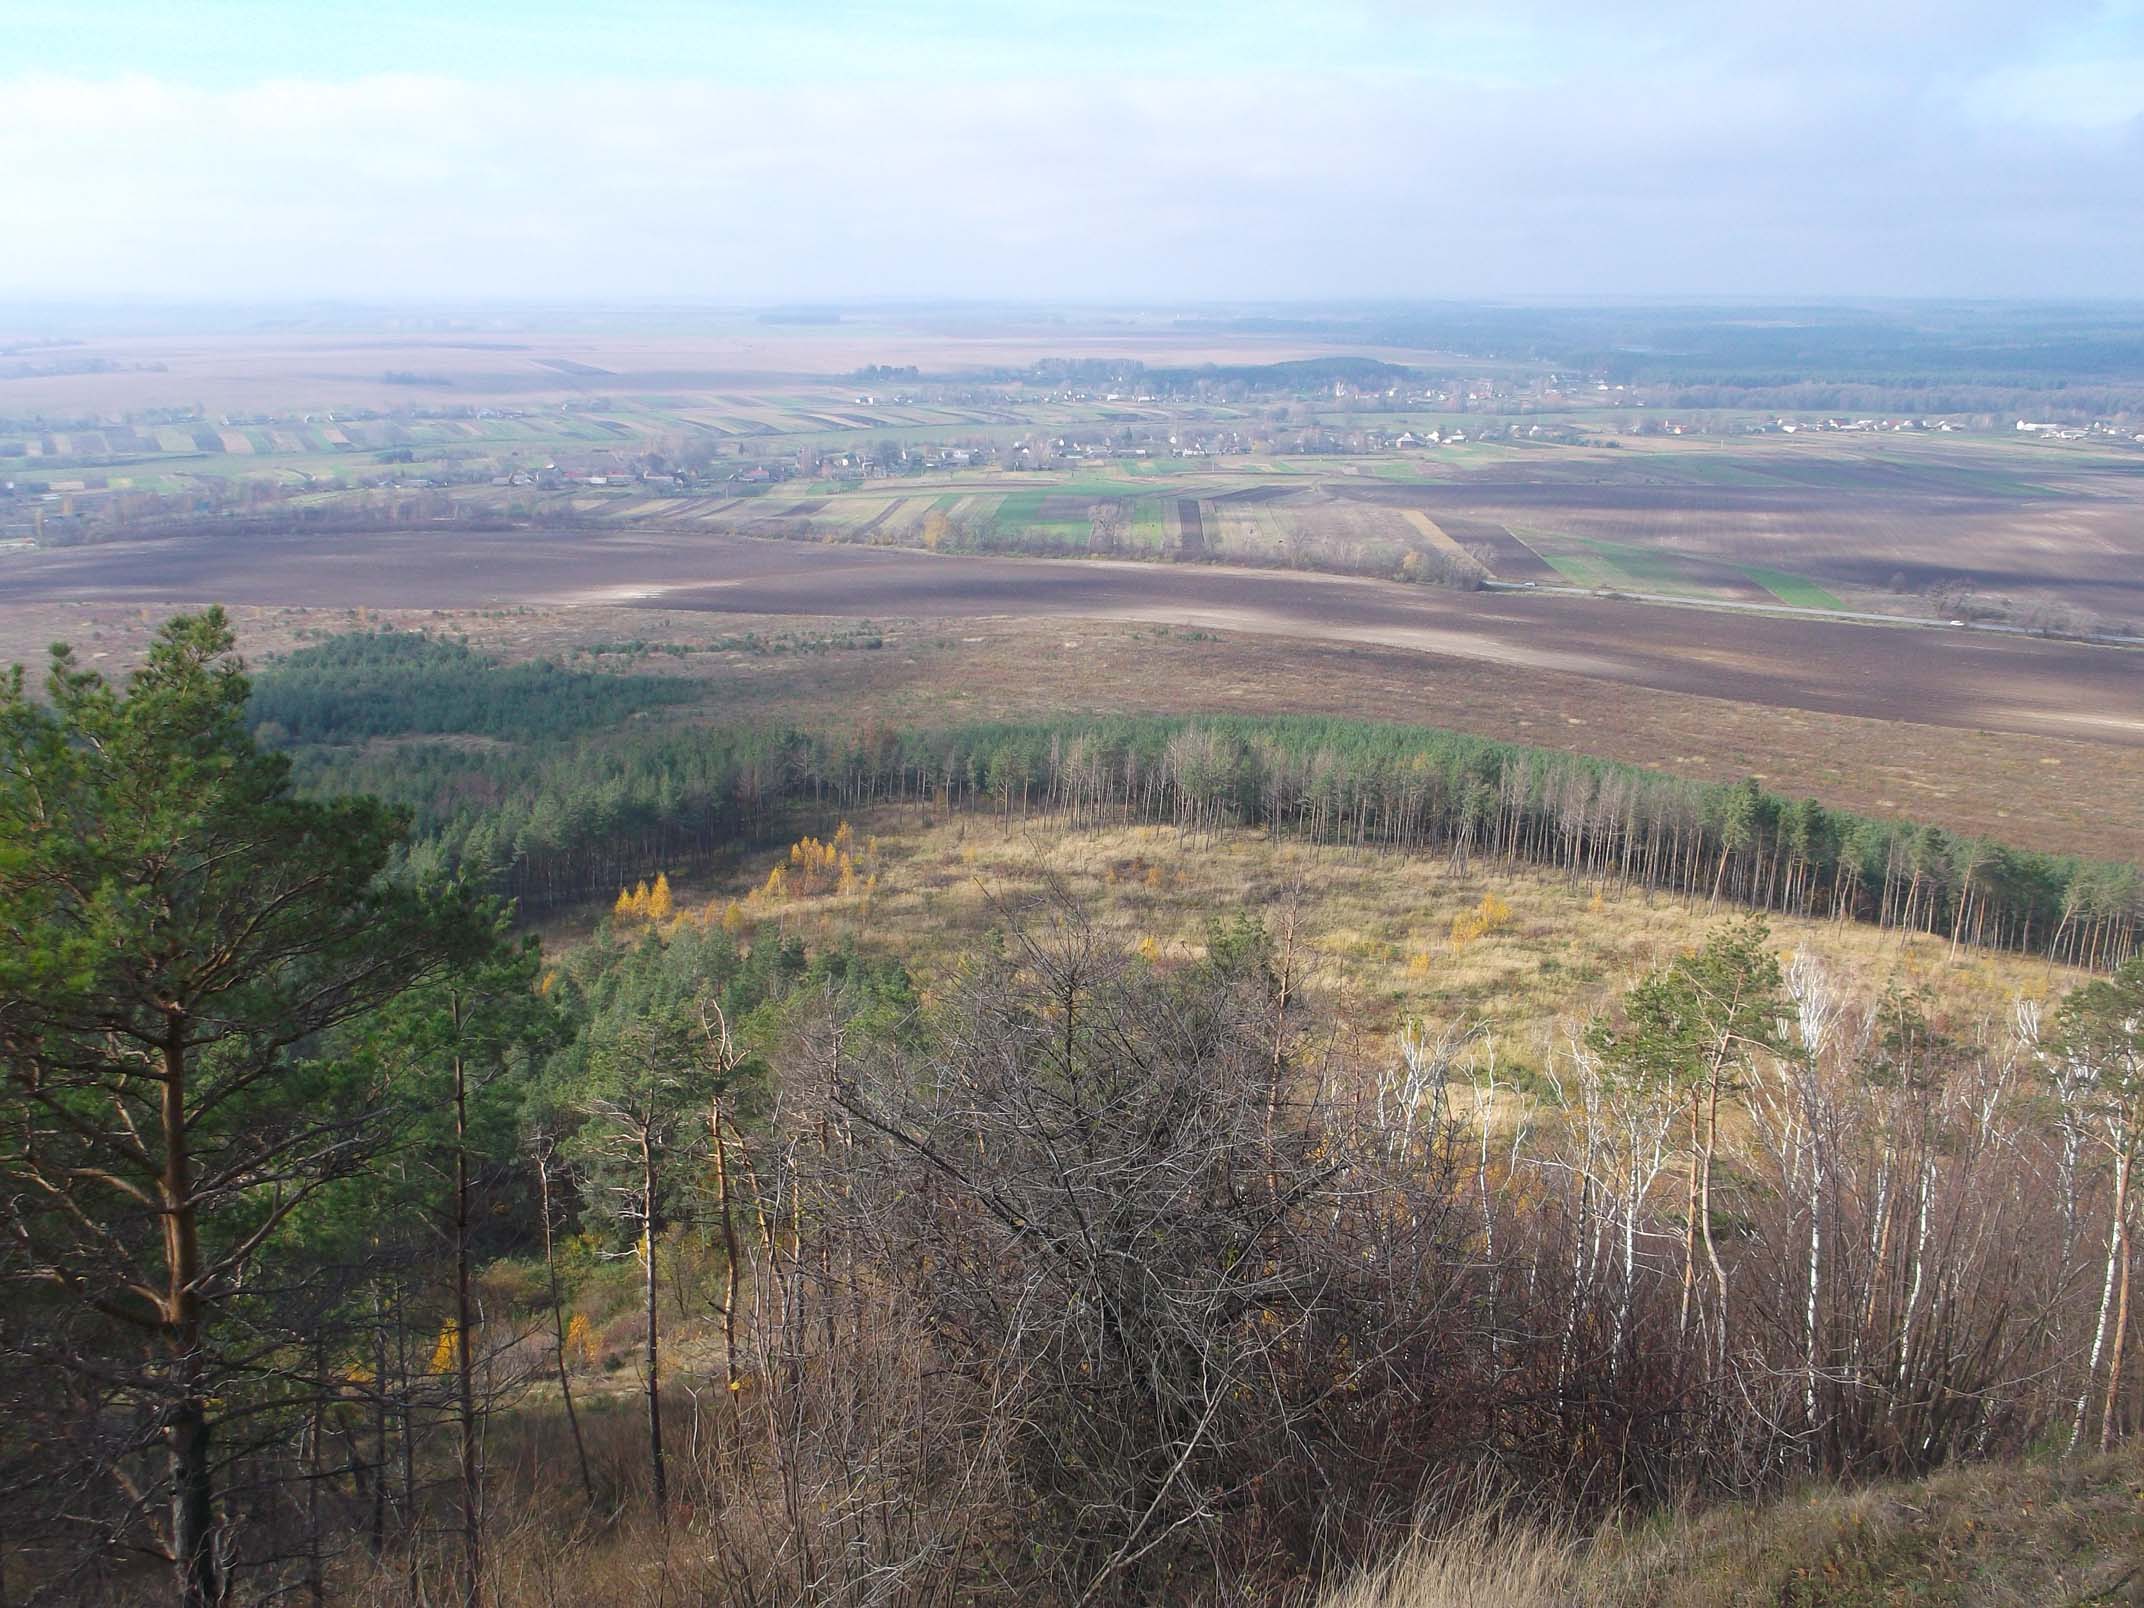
[12, 322, 2144, 635]
[391, 435, 2144, 633]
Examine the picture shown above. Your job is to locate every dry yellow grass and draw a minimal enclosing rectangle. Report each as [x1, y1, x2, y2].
[1313, 1507, 1579, 1608]
[661, 810, 2074, 1072]
[1314, 1441, 2144, 1608]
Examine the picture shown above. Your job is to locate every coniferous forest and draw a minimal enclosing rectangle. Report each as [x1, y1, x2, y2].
[271, 640, 2138, 967]
[5, 613, 2144, 1605]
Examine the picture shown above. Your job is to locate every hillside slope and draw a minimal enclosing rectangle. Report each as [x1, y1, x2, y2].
[1328, 1444, 2144, 1607]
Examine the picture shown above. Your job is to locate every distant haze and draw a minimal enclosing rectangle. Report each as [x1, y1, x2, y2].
[6, 0, 2144, 302]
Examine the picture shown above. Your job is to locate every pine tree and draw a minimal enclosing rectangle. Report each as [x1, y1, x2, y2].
[1588, 919, 1788, 1360]
[0, 610, 492, 1607]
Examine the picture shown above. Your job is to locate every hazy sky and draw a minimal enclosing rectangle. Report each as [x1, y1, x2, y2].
[5, 0, 2142, 303]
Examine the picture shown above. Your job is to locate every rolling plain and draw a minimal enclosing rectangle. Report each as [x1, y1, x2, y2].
[6, 522, 2140, 745]
[8, 315, 2144, 879]
[11, 306, 2144, 1607]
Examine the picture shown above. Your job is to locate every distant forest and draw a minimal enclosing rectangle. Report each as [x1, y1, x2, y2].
[1177, 302, 2144, 408]
[252, 642, 2141, 969]
[249, 630, 696, 744]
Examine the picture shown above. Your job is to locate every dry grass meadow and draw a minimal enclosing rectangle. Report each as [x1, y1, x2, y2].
[608, 808, 2078, 1068]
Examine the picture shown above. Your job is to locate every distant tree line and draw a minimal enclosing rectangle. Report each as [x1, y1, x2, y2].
[281, 710, 2140, 968]
[248, 630, 697, 745]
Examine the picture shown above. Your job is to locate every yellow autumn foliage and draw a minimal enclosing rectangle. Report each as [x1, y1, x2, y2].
[1450, 892, 1514, 948]
[563, 1311, 598, 1368]
[612, 873, 677, 926]
[429, 1317, 467, 1376]
[749, 822, 877, 904]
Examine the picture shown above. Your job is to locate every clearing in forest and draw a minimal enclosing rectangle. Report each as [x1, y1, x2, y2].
[636, 813, 2072, 1065]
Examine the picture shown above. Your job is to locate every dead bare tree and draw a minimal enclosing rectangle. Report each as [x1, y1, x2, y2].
[833, 894, 1479, 1598]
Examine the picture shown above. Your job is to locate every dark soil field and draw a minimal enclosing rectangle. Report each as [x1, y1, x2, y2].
[5, 526, 2139, 747]
[448, 437, 2140, 627]
[1432, 515, 1560, 581]
[1176, 500, 1206, 555]
[1344, 441, 2144, 625]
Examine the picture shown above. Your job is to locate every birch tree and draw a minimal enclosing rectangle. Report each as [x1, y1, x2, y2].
[2053, 956, 2144, 1453]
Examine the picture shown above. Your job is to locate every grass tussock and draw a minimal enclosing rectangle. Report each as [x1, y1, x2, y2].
[1315, 1507, 1578, 1608]
[1317, 1442, 2144, 1608]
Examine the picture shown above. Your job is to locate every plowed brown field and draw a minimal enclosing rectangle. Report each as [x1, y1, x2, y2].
[5, 527, 2139, 747]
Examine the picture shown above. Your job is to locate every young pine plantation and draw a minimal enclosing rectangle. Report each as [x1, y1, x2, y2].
[4, 613, 2143, 1607]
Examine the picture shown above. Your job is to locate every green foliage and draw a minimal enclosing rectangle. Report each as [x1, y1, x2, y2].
[1866, 984, 1959, 1091]
[565, 1003, 722, 1240]
[288, 712, 2140, 967]
[541, 924, 913, 1128]
[2052, 954, 2144, 1141]
[1203, 910, 1276, 985]
[0, 614, 497, 1298]
[1589, 918, 1791, 1096]
[0, 609, 502, 1601]
[340, 929, 563, 1242]
[248, 628, 698, 744]
[2056, 955, 2144, 1066]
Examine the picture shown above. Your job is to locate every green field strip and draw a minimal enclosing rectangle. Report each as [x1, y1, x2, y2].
[1039, 479, 1152, 498]
[1533, 548, 1618, 589]
[994, 492, 1059, 519]
[1526, 528, 1846, 610]
[992, 489, 1096, 535]
[1735, 566, 1845, 609]
[1512, 528, 1658, 593]
[1565, 537, 1695, 592]
[1130, 497, 1165, 550]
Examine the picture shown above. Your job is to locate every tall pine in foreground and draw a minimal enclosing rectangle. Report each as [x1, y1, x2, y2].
[0, 609, 492, 1607]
